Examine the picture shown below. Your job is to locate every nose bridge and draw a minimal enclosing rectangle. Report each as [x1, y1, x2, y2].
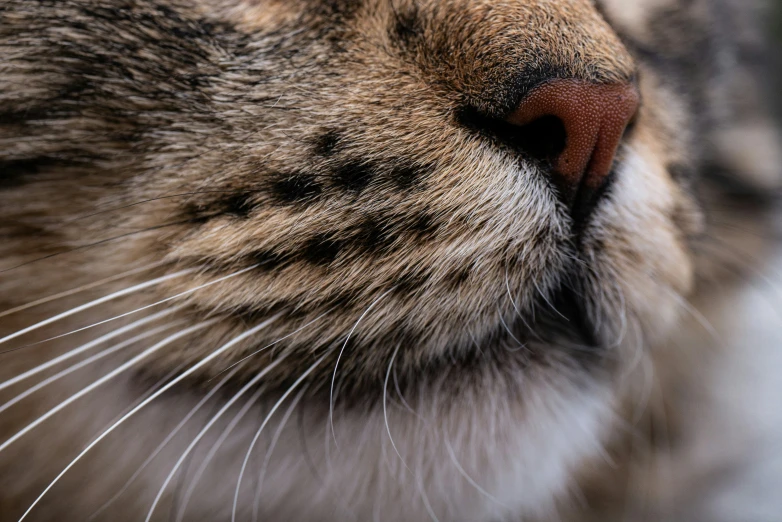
[401, 0, 638, 118]
[423, 0, 636, 89]
[503, 0, 636, 81]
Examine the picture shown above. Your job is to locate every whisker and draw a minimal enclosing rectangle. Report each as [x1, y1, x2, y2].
[233, 351, 330, 522]
[251, 386, 308, 522]
[87, 366, 243, 521]
[97, 362, 190, 439]
[504, 269, 542, 343]
[0, 307, 182, 391]
[17, 315, 279, 522]
[497, 307, 525, 351]
[0, 270, 193, 347]
[330, 289, 394, 449]
[0, 321, 182, 415]
[2, 265, 259, 355]
[174, 384, 270, 522]
[392, 361, 416, 417]
[144, 352, 288, 522]
[661, 287, 720, 341]
[1, 320, 216, 456]
[208, 311, 330, 382]
[417, 471, 441, 522]
[0, 261, 168, 319]
[444, 437, 508, 509]
[532, 278, 569, 322]
[504, 268, 524, 318]
[383, 343, 412, 474]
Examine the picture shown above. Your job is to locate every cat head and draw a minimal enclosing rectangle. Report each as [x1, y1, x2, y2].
[1, 0, 778, 454]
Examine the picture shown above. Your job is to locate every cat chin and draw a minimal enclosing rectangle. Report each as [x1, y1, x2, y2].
[122, 360, 616, 522]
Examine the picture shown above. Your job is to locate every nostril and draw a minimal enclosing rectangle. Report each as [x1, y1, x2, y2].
[507, 79, 640, 219]
[510, 115, 567, 164]
[456, 110, 567, 166]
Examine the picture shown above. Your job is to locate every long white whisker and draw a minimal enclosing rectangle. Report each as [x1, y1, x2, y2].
[2, 321, 214, 456]
[392, 362, 416, 415]
[0, 307, 182, 392]
[0, 262, 167, 319]
[417, 472, 441, 522]
[497, 307, 525, 351]
[330, 289, 393, 448]
[211, 311, 329, 381]
[0, 322, 181, 415]
[666, 288, 720, 340]
[17, 315, 279, 522]
[233, 351, 329, 522]
[444, 437, 508, 509]
[0, 270, 193, 346]
[84, 359, 192, 449]
[383, 343, 411, 474]
[87, 366, 242, 521]
[174, 384, 269, 522]
[251, 386, 307, 522]
[532, 279, 568, 321]
[7, 265, 259, 351]
[504, 269, 541, 342]
[144, 352, 288, 522]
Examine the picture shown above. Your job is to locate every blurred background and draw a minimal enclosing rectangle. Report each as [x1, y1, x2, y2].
[773, 1, 782, 116]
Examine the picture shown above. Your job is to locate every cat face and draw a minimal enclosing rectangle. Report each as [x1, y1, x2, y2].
[142, 0, 699, 389]
[0, 0, 777, 520]
[47, 0, 695, 384]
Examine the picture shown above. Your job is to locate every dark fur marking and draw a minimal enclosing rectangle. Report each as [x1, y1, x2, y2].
[389, 3, 423, 48]
[0, 105, 60, 126]
[354, 217, 398, 252]
[270, 173, 322, 204]
[313, 0, 363, 19]
[387, 322, 427, 351]
[702, 164, 777, 205]
[302, 234, 343, 265]
[391, 163, 428, 189]
[0, 157, 80, 189]
[249, 249, 295, 271]
[394, 269, 430, 295]
[313, 131, 341, 157]
[443, 265, 473, 290]
[332, 161, 376, 192]
[409, 213, 440, 239]
[215, 192, 256, 218]
[321, 287, 365, 310]
[232, 300, 303, 324]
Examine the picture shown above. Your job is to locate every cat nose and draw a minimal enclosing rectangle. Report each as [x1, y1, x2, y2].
[507, 80, 640, 217]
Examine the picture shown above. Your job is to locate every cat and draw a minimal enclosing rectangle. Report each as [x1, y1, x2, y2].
[0, 0, 780, 520]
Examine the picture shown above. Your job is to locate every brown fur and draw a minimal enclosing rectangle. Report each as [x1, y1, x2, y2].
[0, 0, 779, 520]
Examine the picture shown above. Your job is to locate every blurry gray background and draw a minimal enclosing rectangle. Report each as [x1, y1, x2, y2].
[772, 1, 781, 115]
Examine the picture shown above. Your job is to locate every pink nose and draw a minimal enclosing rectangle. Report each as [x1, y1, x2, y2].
[507, 80, 640, 206]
